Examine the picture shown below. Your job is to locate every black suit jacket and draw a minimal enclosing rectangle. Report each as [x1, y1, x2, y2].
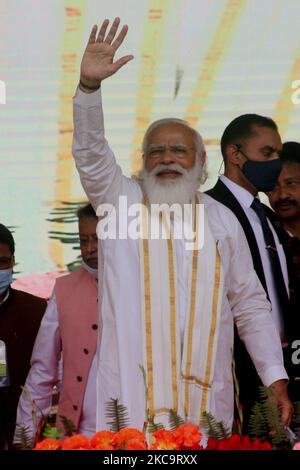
[206, 179, 299, 424]
[207, 180, 269, 291]
[0, 288, 46, 449]
[206, 179, 295, 335]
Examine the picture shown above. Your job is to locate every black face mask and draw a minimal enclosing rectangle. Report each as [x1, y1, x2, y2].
[237, 145, 282, 192]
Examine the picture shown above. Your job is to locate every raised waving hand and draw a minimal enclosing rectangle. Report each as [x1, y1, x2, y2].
[80, 17, 133, 88]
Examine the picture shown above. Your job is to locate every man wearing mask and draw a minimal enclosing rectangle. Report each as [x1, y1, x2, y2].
[0, 224, 46, 449]
[15, 204, 99, 442]
[207, 115, 293, 430]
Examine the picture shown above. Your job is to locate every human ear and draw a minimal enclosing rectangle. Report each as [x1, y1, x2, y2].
[226, 144, 242, 165]
[199, 150, 206, 167]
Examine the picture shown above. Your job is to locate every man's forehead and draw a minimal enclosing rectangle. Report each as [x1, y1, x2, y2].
[280, 162, 300, 178]
[147, 142, 189, 148]
[248, 125, 281, 144]
[0, 242, 12, 256]
[79, 218, 97, 232]
[146, 123, 195, 143]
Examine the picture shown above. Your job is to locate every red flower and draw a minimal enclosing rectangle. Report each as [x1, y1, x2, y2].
[91, 430, 115, 450]
[204, 434, 272, 451]
[240, 435, 252, 449]
[150, 430, 179, 450]
[62, 435, 91, 450]
[204, 437, 218, 450]
[173, 423, 202, 450]
[33, 438, 62, 450]
[216, 434, 242, 450]
[250, 438, 272, 450]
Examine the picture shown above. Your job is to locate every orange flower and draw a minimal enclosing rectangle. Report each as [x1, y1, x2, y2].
[150, 430, 179, 450]
[90, 430, 115, 450]
[173, 423, 202, 450]
[33, 438, 62, 450]
[124, 438, 148, 450]
[113, 428, 146, 449]
[62, 434, 91, 450]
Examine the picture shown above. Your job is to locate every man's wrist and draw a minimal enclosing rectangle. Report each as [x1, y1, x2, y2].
[79, 78, 101, 94]
[270, 379, 288, 393]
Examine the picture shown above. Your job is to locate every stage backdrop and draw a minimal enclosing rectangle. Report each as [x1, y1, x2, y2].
[0, 0, 300, 276]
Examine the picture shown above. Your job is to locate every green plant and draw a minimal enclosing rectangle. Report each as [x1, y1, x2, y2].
[168, 409, 184, 431]
[201, 411, 230, 440]
[105, 398, 130, 433]
[248, 386, 291, 449]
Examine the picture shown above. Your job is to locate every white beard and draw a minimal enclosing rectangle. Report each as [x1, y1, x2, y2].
[138, 158, 205, 206]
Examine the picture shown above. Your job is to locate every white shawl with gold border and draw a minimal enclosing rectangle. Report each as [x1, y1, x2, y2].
[139, 197, 224, 427]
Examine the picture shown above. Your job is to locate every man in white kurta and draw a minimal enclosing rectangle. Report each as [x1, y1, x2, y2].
[72, 18, 292, 432]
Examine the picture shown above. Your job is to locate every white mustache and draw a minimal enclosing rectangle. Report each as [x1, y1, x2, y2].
[151, 164, 186, 177]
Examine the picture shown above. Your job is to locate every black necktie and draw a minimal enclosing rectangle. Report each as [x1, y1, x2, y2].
[250, 198, 289, 318]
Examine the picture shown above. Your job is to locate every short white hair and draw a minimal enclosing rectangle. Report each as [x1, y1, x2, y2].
[142, 118, 205, 157]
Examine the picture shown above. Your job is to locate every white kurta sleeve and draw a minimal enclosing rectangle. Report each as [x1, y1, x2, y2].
[72, 87, 125, 210]
[14, 293, 62, 442]
[226, 216, 288, 387]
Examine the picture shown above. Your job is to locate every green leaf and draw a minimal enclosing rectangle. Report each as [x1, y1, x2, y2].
[105, 398, 130, 433]
[248, 386, 291, 449]
[47, 200, 87, 272]
[66, 257, 83, 272]
[42, 423, 62, 440]
[13, 424, 34, 450]
[168, 409, 184, 431]
[201, 411, 230, 440]
[59, 415, 77, 437]
[292, 401, 300, 440]
[248, 402, 268, 440]
[146, 415, 164, 433]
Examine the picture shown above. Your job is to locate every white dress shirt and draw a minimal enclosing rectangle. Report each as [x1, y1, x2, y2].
[15, 293, 97, 439]
[220, 175, 289, 341]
